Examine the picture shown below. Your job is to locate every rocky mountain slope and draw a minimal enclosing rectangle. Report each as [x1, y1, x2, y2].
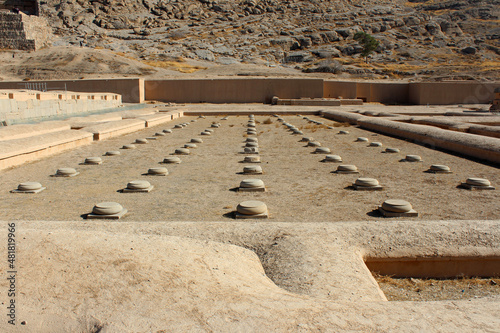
[19, 0, 500, 80]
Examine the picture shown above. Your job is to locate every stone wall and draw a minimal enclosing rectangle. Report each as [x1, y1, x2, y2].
[145, 78, 324, 104]
[0, 90, 122, 124]
[21, 12, 52, 49]
[0, 78, 498, 106]
[0, 10, 51, 50]
[0, 78, 144, 103]
[409, 82, 500, 105]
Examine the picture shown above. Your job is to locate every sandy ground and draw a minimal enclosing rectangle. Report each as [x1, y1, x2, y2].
[0, 220, 498, 332]
[0, 110, 499, 332]
[0, 114, 498, 222]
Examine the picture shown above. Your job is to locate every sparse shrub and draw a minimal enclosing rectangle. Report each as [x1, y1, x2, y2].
[354, 31, 380, 64]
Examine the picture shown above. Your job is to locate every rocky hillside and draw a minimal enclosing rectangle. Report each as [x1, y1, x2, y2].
[31, 0, 500, 80]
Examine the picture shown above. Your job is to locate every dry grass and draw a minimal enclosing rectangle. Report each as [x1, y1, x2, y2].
[374, 273, 500, 301]
[375, 273, 500, 289]
[113, 51, 134, 59]
[142, 60, 207, 73]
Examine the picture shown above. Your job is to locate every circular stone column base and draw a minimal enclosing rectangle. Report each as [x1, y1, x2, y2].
[461, 178, 495, 190]
[83, 157, 102, 165]
[402, 155, 422, 162]
[161, 157, 181, 164]
[353, 184, 383, 191]
[383, 148, 400, 153]
[378, 199, 418, 217]
[147, 167, 168, 176]
[105, 151, 121, 156]
[334, 165, 359, 174]
[174, 148, 190, 155]
[243, 165, 263, 174]
[238, 186, 266, 192]
[322, 155, 342, 163]
[122, 180, 154, 193]
[122, 187, 154, 193]
[353, 178, 382, 190]
[238, 179, 265, 192]
[235, 201, 269, 219]
[11, 182, 46, 193]
[52, 168, 79, 177]
[242, 156, 261, 163]
[427, 165, 452, 173]
[241, 148, 259, 154]
[378, 207, 418, 217]
[87, 202, 127, 219]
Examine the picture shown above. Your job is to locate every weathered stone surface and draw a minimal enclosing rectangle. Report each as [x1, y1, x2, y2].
[381, 199, 412, 213]
[92, 202, 123, 215]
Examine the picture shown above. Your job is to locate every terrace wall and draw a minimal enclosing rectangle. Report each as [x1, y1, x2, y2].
[145, 78, 324, 104]
[0, 90, 122, 124]
[0, 78, 498, 106]
[409, 82, 500, 105]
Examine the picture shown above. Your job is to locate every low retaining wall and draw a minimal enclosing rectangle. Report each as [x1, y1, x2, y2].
[0, 121, 69, 141]
[320, 110, 365, 124]
[409, 82, 500, 105]
[0, 90, 122, 124]
[365, 256, 500, 278]
[469, 125, 500, 139]
[138, 113, 177, 127]
[81, 119, 146, 141]
[359, 117, 500, 164]
[0, 79, 498, 106]
[402, 117, 500, 139]
[0, 78, 143, 103]
[0, 130, 93, 171]
[321, 110, 500, 164]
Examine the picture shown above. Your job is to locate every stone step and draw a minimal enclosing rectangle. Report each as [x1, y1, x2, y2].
[0, 13, 23, 22]
[0, 38, 35, 50]
[0, 30, 27, 38]
[0, 22, 24, 29]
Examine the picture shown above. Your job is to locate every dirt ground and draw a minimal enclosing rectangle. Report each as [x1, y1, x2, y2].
[0, 110, 499, 332]
[0, 114, 498, 222]
[375, 275, 500, 301]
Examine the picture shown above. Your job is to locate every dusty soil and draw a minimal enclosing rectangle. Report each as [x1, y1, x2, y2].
[0, 220, 499, 332]
[0, 113, 498, 222]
